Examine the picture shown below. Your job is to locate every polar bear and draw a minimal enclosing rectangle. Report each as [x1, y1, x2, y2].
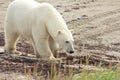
[4, 0, 74, 60]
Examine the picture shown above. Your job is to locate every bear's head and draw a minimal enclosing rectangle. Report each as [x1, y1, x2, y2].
[56, 30, 74, 54]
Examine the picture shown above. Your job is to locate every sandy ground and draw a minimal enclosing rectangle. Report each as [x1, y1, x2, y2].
[0, 0, 120, 79]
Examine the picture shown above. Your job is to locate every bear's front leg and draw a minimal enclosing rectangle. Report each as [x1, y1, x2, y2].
[33, 38, 62, 62]
[33, 37, 53, 60]
[49, 36, 59, 57]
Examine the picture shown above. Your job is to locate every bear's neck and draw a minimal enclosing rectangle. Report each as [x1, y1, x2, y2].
[32, 4, 69, 40]
[46, 8, 68, 40]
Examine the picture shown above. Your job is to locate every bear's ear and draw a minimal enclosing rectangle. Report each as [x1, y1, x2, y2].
[56, 30, 62, 37]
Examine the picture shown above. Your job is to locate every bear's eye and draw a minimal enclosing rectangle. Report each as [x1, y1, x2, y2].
[66, 41, 69, 43]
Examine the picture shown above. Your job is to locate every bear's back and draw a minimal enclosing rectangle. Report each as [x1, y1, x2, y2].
[5, 0, 41, 38]
[6, 0, 40, 23]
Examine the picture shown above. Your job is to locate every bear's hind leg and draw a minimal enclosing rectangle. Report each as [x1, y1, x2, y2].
[5, 32, 21, 55]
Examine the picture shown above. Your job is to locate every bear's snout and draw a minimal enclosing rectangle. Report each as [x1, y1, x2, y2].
[69, 51, 74, 54]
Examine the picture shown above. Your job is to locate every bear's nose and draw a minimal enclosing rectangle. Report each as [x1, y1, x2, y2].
[70, 51, 74, 54]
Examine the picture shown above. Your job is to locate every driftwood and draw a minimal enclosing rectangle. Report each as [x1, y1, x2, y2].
[0, 50, 62, 75]
[0, 52, 43, 63]
[65, 50, 120, 66]
[1, 49, 120, 65]
[63, 64, 104, 72]
[0, 48, 120, 73]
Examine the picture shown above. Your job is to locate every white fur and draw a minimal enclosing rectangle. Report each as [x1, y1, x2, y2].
[4, 0, 74, 59]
